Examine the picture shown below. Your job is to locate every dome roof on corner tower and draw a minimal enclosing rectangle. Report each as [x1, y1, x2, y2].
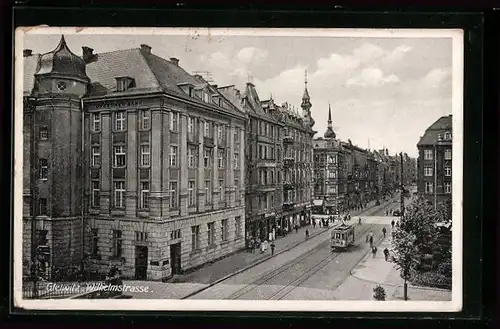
[35, 35, 89, 81]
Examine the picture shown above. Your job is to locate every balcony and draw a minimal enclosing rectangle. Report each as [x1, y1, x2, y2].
[256, 158, 277, 168]
[283, 135, 294, 144]
[283, 157, 295, 167]
[283, 201, 295, 211]
[283, 181, 295, 190]
[255, 184, 275, 192]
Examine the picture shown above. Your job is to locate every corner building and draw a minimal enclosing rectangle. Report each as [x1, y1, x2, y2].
[23, 36, 247, 281]
[417, 115, 452, 207]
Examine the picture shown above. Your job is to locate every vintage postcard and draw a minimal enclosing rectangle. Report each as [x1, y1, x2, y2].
[13, 27, 463, 312]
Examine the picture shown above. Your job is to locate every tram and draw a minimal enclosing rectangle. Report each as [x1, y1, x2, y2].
[330, 221, 355, 251]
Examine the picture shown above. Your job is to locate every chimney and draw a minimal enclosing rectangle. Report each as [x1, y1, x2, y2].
[82, 46, 94, 63]
[140, 44, 151, 54]
[23, 49, 32, 57]
[211, 84, 218, 89]
[170, 57, 179, 66]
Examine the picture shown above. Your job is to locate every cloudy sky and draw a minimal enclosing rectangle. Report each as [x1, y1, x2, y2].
[24, 31, 455, 157]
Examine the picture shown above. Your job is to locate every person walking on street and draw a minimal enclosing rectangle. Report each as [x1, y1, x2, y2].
[313, 219, 316, 229]
[383, 247, 389, 261]
[295, 224, 299, 233]
[358, 217, 362, 225]
[382, 227, 387, 238]
[391, 220, 395, 229]
[270, 242, 275, 256]
[305, 229, 309, 240]
[369, 231, 374, 248]
[372, 245, 377, 258]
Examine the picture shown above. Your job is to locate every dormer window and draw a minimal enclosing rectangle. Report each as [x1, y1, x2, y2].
[177, 83, 195, 97]
[203, 92, 211, 103]
[115, 77, 135, 92]
[444, 132, 452, 140]
[437, 133, 443, 141]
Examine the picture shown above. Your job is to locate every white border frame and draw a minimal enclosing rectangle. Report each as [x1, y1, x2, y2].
[13, 27, 464, 312]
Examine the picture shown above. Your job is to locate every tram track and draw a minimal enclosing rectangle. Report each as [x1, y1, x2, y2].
[226, 222, 381, 300]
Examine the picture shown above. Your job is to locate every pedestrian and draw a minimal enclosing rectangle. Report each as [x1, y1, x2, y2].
[358, 217, 362, 225]
[369, 233, 374, 248]
[391, 220, 395, 229]
[250, 237, 255, 253]
[313, 219, 316, 229]
[383, 248, 389, 261]
[372, 245, 378, 258]
[295, 225, 298, 234]
[382, 227, 387, 238]
[270, 241, 275, 255]
[386, 210, 389, 216]
[305, 229, 309, 240]
[318, 220, 322, 228]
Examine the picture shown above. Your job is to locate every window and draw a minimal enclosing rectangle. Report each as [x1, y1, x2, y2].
[39, 127, 48, 140]
[39, 159, 48, 180]
[444, 132, 452, 140]
[444, 182, 452, 194]
[235, 216, 242, 237]
[445, 149, 452, 160]
[217, 125, 223, 141]
[135, 231, 148, 242]
[92, 113, 101, 132]
[234, 127, 239, 142]
[205, 180, 212, 204]
[112, 230, 122, 258]
[328, 170, 336, 179]
[39, 198, 47, 215]
[170, 146, 178, 166]
[204, 121, 210, 137]
[424, 167, 433, 177]
[91, 180, 100, 208]
[445, 166, 452, 176]
[234, 152, 239, 169]
[90, 229, 99, 256]
[140, 181, 150, 209]
[91, 146, 101, 167]
[188, 146, 196, 168]
[57, 81, 67, 91]
[170, 229, 181, 240]
[140, 144, 150, 167]
[425, 182, 434, 194]
[188, 117, 194, 134]
[424, 149, 433, 160]
[207, 222, 215, 246]
[218, 149, 224, 169]
[204, 149, 212, 168]
[114, 145, 126, 167]
[115, 111, 126, 131]
[219, 178, 224, 197]
[188, 180, 196, 206]
[169, 181, 178, 209]
[191, 225, 200, 251]
[140, 110, 150, 130]
[170, 112, 178, 131]
[221, 219, 228, 241]
[114, 181, 125, 208]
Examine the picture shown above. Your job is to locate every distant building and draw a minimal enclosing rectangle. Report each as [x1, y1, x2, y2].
[23, 36, 247, 281]
[417, 115, 453, 207]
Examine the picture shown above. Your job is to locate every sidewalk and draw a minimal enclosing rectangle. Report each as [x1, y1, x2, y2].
[174, 200, 383, 285]
[333, 233, 452, 301]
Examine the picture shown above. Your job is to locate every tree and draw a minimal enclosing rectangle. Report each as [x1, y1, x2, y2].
[391, 195, 440, 300]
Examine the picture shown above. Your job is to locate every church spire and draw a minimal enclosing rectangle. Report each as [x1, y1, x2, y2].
[324, 103, 336, 139]
[302, 69, 310, 100]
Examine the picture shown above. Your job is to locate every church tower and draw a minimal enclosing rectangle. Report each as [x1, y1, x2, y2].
[26, 35, 90, 273]
[301, 70, 315, 128]
[323, 104, 336, 139]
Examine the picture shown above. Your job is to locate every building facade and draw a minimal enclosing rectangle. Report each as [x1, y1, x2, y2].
[23, 36, 247, 281]
[417, 115, 453, 207]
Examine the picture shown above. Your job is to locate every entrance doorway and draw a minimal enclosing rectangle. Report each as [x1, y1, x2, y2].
[135, 246, 148, 280]
[170, 243, 182, 275]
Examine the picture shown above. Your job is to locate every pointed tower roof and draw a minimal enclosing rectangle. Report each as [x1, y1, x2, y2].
[324, 104, 336, 139]
[35, 35, 89, 81]
[302, 69, 310, 100]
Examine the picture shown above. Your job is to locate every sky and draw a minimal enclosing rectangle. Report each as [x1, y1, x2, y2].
[24, 31, 455, 157]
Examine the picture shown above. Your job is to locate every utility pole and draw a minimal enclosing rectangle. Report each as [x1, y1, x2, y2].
[400, 152, 405, 218]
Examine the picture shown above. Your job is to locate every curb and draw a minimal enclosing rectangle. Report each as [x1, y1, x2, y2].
[349, 228, 389, 277]
[181, 199, 388, 299]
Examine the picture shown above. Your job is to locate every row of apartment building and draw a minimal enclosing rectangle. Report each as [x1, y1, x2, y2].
[311, 106, 417, 215]
[22, 36, 315, 281]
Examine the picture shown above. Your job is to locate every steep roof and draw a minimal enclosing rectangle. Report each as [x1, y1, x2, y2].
[417, 115, 453, 147]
